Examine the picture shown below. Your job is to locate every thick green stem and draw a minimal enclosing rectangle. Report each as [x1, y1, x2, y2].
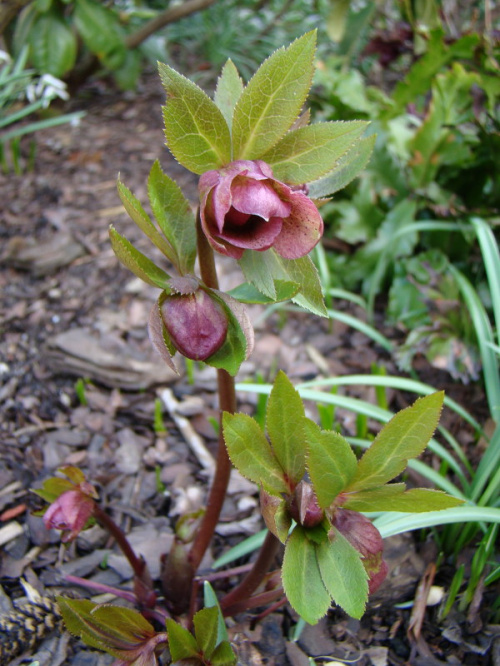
[188, 211, 237, 572]
[219, 531, 280, 614]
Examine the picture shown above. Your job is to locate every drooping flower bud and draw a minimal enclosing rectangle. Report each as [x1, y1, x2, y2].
[43, 481, 97, 543]
[331, 508, 388, 593]
[161, 288, 228, 361]
[199, 160, 323, 260]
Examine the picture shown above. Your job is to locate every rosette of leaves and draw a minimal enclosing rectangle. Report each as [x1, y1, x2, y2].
[223, 371, 463, 624]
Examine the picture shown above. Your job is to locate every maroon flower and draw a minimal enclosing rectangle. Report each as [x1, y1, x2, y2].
[43, 482, 96, 543]
[332, 509, 388, 593]
[199, 160, 323, 259]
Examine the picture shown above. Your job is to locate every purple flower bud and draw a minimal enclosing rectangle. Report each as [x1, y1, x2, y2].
[161, 288, 228, 361]
[43, 484, 96, 543]
[199, 160, 323, 259]
[288, 481, 324, 528]
[332, 509, 388, 593]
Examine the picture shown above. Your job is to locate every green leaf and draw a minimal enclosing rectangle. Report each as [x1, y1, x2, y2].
[34, 477, 74, 503]
[282, 255, 327, 317]
[316, 528, 368, 619]
[266, 371, 306, 486]
[238, 250, 281, 299]
[343, 486, 464, 512]
[228, 280, 299, 304]
[29, 10, 77, 77]
[308, 135, 376, 199]
[147, 161, 196, 274]
[57, 597, 156, 658]
[117, 179, 178, 264]
[223, 412, 288, 495]
[304, 420, 358, 508]
[166, 618, 199, 660]
[347, 392, 445, 491]
[113, 47, 141, 91]
[211, 641, 237, 665]
[74, 0, 126, 70]
[232, 32, 317, 160]
[193, 607, 218, 657]
[281, 526, 331, 624]
[214, 59, 244, 132]
[159, 63, 231, 174]
[109, 226, 172, 289]
[260, 121, 368, 185]
[203, 582, 228, 644]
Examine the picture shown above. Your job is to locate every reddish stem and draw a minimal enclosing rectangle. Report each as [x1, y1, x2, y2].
[219, 531, 280, 614]
[188, 212, 237, 572]
[93, 504, 155, 605]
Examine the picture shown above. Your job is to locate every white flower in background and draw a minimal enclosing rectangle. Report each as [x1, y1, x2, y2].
[0, 50, 12, 65]
[26, 74, 70, 107]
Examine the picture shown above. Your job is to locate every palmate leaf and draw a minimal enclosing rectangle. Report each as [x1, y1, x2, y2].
[266, 371, 306, 486]
[304, 420, 358, 508]
[308, 135, 376, 199]
[238, 250, 327, 317]
[223, 412, 288, 495]
[232, 31, 317, 160]
[109, 226, 172, 290]
[347, 392, 444, 492]
[343, 486, 464, 512]
[214, 59, 244, 132]
[117, 179, 178, 265]
[147, 160, 196, 275]
[316, 528, 368, 619]
[281, 526, 331, 625]
[261, 121, 369, 185]
[159, 63, 231, 174]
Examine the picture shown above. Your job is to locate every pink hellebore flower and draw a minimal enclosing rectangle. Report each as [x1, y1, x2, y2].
[199, 160, 324, 259]
[43, 482, 96, 542]
[333, 509, 388, 594]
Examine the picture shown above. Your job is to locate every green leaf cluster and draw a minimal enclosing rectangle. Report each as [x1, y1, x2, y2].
[166, 606, 236, 666]
[57, 597, 167, 665]
[223, 373, 463, 624]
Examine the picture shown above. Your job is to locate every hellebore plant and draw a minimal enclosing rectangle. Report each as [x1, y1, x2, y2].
[38, 32, 463, 665]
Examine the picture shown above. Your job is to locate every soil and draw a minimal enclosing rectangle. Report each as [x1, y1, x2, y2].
[1, 71, 499, 666]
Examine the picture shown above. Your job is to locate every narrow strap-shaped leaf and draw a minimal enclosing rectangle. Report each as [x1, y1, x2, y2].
[159, 62, 231, 174]
[222, 412, 288, 495]
[261, 121, 369, 185]
[109, 226, 171, 289]
[214, 59, 244, 132]
[232, 31, 317, 160]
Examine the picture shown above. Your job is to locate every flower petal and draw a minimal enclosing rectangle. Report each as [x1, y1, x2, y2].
[218, 214, 283, 251]
[231, 177, 291, 221]
[273, 190, 324, 259]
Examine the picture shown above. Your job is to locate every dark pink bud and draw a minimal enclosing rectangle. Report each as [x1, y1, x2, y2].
[332, 508, 388, 593]
[199, 160, 323, 260]
[43, 488, 96, 542]
[288, 482, 324, 528]
[161, 289, 228, 361]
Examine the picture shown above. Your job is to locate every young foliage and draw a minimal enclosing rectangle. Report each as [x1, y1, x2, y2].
[231, 31, 317, 160]
[223, 376, 462, 624]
